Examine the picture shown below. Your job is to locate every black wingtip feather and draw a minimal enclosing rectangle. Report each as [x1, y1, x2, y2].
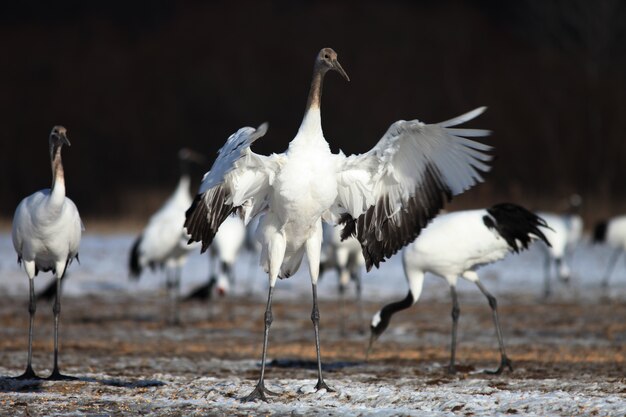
[342, 162, 453, 272]
[129, 235, 143, 279]
[185, 193, 212, 253]
[184, 188, 236, 253]
[484, 203, 551, 253]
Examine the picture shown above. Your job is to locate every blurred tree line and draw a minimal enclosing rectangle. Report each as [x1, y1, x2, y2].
[1, 0, 625, 225]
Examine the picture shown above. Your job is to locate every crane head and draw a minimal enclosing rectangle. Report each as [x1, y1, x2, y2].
[49, 126, 70, 147]
[317, 48, 350, 82]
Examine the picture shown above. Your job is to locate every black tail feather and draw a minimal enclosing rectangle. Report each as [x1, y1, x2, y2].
[184, 277, 216, 301]
[593, 220, 607, 243]
[129, 235, 143, 279]
[484, 203, 551, 253]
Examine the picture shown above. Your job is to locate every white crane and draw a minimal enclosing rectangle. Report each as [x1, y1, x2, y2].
[185, 215, 246, 300]
[368, 203, 550, 374]
[184, 47, 492, 401]
[537, 195, 583, 297]
[593, 215, 626, 286]
[129, 149, 204, 324]
[11, 126, 83, 380]
[320, 223, 365, 333]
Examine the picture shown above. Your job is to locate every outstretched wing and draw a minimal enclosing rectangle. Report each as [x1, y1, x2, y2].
[332, 107, 492, 271]
[185, 123, 283, 252]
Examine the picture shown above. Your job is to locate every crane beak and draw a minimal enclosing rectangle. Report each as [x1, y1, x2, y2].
[59, 131, 71, 147]
[332, 59, 350, 82]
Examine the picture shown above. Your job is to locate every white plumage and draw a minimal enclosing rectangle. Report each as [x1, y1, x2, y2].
[185, 48, 492, 401]
[129, 149, 203, 324]
[11, 126, 82, 380]
[593, 215, 626, 286]
[369, 204, 551, 375]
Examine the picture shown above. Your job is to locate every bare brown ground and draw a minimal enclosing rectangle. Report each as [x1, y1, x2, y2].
[0, 293, 624, 415]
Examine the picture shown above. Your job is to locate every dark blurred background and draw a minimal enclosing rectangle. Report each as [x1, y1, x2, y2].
[1, 0, 625, 227]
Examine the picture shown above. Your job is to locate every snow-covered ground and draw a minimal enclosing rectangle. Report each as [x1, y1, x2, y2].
[0, 232, 625, 416]
[1, 232, 625, 302]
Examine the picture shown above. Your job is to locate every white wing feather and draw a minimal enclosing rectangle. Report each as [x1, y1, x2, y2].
[185, 123, 284, 252]
[332, 107, 492, 270]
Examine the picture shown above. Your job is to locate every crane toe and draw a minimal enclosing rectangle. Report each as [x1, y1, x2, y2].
[484, 356, 514, 375]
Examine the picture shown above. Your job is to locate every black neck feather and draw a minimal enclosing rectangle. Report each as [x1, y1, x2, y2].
[372, 291, 414, 338]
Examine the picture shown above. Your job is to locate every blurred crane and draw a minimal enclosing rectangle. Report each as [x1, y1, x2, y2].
[537, 194, 583, 297]
[320, 223, 365, 334]
[128, 149, 204, 324]
[185, 215, 246, 300]
[593, 215, 626, 287]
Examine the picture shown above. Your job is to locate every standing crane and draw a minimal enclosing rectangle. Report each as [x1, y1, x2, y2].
[12, 126, 83, 380]
[185, 48, 491, 401]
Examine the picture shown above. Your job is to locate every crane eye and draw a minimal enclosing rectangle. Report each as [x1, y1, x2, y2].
[324, 54, 330, 60]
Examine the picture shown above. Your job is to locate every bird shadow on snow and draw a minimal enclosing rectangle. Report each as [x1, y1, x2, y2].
[0, 375, 165, 392]
[0, 377, 44, 393]
[78, 376, 166, 388]
[268, 358, 363, 372]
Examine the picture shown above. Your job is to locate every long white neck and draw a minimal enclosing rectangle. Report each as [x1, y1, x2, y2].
[297, 108, 323, 138]
[403, 250, 425, 305]
[49, 146, 66, 205]
[293, 62, 326, 145]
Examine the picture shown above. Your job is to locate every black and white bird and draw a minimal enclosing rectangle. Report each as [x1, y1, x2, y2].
[537, 195, 583, 297]
[185, 48, 492, 401]
[129, 149, 204, 324]
[593, 215, 626, 287]
[320, 223, 365, 333]
[368, 203, 550, 374]
[185, 215, 246, 300]
[11, 126, 83, 380]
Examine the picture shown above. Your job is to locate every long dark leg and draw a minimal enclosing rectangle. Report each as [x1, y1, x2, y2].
[353, 270, 365, 334]
[242, 285, 278, 402]
[338, 268, 347, 336]
[555, 258, 570, 283]
[223, 261, 234, 287]
[448, 285, 460, 374]
[164, 269, 173, 322]
[13, 278, 41, 380]
[601, 249, 622, 288]
[169, 267, 181, 325]
[311, 283, 333, 392]
[48, 276, 75, 380]
[222, 262, 236, 322]
[543, 254, 552, 298]
[476, 281, 513, 375]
